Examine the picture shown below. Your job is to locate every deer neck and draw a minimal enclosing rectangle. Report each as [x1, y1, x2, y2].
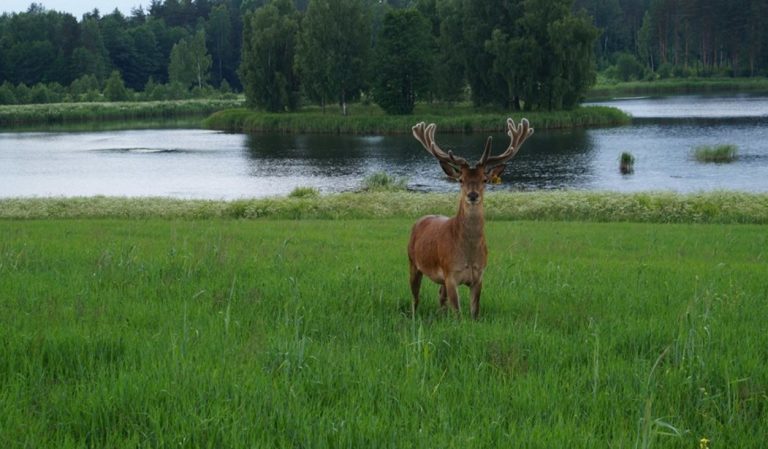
[453, 199, 485, 246]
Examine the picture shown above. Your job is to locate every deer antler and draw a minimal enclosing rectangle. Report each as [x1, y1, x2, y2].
[412, 122, 470, 168]
[479, 118, 534, 168]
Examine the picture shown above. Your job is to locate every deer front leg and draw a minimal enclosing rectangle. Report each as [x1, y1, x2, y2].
[444, 277, 461, 315]
[439, 285, 447, 307]
[470, 281, 482, 320]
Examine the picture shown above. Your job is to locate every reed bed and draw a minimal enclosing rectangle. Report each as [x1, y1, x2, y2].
[203, 105, 630, 134]
[0, 99, 244, 126]
[3, 191, 768, 224]
[588, 77, 768, 99]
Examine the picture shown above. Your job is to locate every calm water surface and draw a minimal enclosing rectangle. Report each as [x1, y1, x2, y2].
[2, 95, 768, 198]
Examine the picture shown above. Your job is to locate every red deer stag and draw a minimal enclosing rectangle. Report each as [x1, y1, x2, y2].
[407, 118, 533, 319]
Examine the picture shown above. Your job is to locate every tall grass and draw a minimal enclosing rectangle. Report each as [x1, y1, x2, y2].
[3, 191, 768, 223]
[1, 218, 766, 448]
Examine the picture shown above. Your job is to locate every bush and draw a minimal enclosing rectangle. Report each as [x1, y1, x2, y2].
[693, 144, 738, 163]
[103, 71, 129, 102]
[0, 82, 17, 105]
[657, 63, 674, 79]
[615, 53, 645, 82]
[29, 84, 51, 104]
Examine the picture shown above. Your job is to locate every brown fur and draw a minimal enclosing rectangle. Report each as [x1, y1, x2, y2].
[408, 118, 533, 319]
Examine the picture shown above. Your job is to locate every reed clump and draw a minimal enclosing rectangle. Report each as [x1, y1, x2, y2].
[693, 144, 738, 163]
[619, 152, 635, 174]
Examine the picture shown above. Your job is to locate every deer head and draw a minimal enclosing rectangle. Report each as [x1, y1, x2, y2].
[411, 118, 534, 207]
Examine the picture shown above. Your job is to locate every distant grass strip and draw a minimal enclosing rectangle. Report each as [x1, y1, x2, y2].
[2, 191, 768, 223]
[588, 77, 768, 99]
[693, 144, 738, 163]
[203, 104, 629, 134]
[0, 99, 244, 126]
[1, 218, 766, 447]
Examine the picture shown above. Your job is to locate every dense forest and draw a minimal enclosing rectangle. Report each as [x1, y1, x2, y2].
[0, 0, 766, 112]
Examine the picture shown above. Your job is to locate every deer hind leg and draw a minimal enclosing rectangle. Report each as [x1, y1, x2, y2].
[470, 281, 482, 320]
[409, 262, 423, 315]
[439, 285, 447, 307]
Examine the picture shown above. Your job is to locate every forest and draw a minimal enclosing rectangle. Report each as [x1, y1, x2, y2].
[0, 0, 766, 113]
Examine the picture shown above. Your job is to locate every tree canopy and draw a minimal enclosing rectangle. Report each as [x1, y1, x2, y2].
[1, 0, 767, 111]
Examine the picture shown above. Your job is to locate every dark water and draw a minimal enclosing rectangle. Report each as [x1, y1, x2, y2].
[2, 95, 768, 199]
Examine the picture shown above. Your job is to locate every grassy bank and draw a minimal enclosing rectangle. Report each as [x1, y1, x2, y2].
[203, 104, 630, 134]
[588, 77, 768, 99]
[1, 218, 766, 448]
[0, 98, 244, 127]
[3, 191, 768, 223]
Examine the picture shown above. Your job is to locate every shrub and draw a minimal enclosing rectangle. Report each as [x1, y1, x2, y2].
[0, 82, 17, 105]
[103, 71, 129, 102]
[693, 144, 738, 163]
[615, 53, 645, 81]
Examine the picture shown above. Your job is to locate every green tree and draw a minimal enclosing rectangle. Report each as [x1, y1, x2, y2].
[459, 0, 520, 108]
[206, 3, 233, 87]
[296, 0, 370, 115]
[470, 0, 598, 110]
[432, 0, 466, 102]
[73, 17, 110, 83]
[636, 10, 654, 71]
[103, 70, 129, 101]
[372, 9, 433, 114]
[239, 0, 299, 112]
[169, 29, 212, 90]
[547, 10, 599, 108]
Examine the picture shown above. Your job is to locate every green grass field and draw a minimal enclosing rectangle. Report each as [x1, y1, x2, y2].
[1, 217, 766, 448]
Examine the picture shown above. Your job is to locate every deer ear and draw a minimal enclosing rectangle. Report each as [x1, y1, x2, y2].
[486, 164, 506, 184]
[439, 161, 462, 180]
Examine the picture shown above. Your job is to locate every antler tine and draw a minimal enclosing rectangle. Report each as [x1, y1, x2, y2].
[412, 122, 469, 167]
[478, 136, 493, 166]
[482, 117, 534, 168]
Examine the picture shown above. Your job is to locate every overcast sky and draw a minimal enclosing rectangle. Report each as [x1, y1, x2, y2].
[1, 1, 148, 19]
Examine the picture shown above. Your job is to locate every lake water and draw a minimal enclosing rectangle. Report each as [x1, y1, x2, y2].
[2, 94, 768, 199]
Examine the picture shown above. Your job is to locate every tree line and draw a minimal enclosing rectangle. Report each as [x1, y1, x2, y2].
[577, 0, 768, 80]
[0, 0, 766, 113]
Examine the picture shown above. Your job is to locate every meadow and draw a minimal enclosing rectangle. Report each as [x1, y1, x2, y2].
[1, 194, 767, 448]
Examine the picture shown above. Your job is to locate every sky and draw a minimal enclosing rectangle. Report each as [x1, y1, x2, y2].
[1, 1, 148, 19]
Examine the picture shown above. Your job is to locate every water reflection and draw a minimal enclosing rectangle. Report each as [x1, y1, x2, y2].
[243, 128, 596, 192]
